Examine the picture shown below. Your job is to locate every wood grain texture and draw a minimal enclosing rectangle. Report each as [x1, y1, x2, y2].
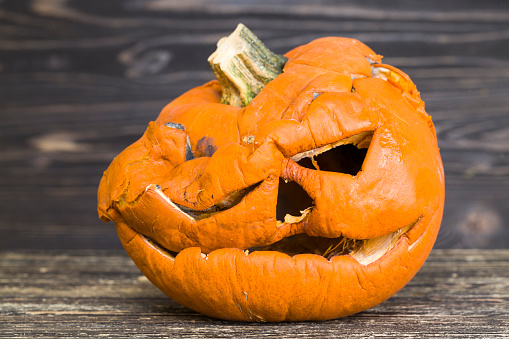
[1, 249, 508, 338]
[0, 0, 509, 250]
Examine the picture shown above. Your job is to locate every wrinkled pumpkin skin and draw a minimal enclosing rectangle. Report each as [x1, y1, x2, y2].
[98, 37, 445, 322]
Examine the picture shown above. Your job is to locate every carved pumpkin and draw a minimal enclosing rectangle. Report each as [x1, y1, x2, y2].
[98, 24, 444, 322]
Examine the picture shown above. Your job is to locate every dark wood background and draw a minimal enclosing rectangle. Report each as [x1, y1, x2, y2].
[1, 0, 509, 251]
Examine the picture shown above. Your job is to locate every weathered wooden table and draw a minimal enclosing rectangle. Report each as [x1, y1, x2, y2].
[1, 249, 508, 338]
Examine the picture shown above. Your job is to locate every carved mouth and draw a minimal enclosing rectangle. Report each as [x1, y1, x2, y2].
[138, 220, 416, 266]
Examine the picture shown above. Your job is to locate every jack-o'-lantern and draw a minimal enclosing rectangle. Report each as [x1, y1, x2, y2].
[98, 24, 444, 322]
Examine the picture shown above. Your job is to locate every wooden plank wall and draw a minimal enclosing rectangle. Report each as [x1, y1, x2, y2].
[1, 0, 508, 250]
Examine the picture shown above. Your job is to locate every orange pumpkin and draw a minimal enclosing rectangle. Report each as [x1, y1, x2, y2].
[98, 24, 444, 322]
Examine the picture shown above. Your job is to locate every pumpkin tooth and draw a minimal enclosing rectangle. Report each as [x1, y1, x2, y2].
[310, 156, 320, 170]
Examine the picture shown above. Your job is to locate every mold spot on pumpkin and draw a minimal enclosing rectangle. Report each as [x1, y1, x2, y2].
[195, 136, 217, 158]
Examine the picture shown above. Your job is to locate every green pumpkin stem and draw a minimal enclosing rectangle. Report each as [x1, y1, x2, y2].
[208, 23, 288, 107]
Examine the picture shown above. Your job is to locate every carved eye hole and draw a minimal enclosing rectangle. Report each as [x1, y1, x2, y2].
[291, 130, 373, 176]
[297, 144, 368, 176]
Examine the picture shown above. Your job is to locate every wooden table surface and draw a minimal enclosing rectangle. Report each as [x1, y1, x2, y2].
[2, 249, 508, 338]
[1, 0, 509, 337]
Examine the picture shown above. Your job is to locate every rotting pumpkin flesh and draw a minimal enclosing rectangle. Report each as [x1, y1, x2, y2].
[98, 24, 444, 322]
